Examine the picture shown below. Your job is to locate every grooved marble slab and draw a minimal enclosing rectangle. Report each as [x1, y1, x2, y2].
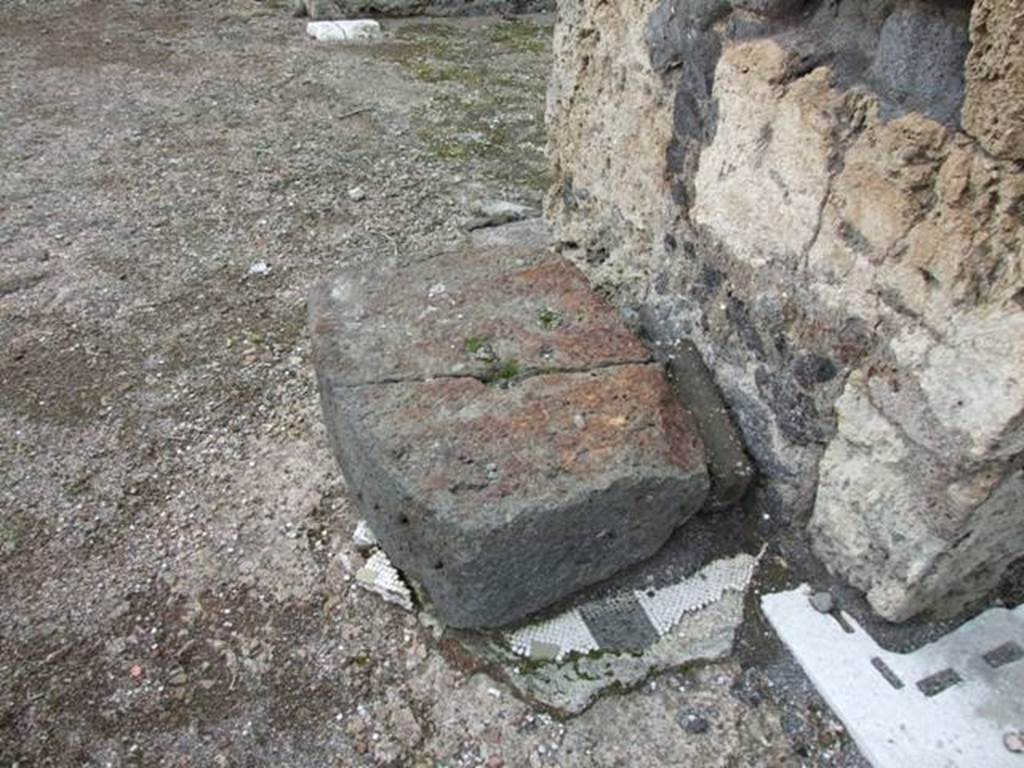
[763, 588, 1024, 768]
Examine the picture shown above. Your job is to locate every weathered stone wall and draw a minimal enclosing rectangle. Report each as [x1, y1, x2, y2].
[547, 0, 1024, 622]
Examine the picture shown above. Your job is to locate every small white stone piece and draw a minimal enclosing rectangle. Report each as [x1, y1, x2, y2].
[348, 186, 366, 202]
[306, 20, 382, 43]
[1005, 732, 1024, 754]
[355, 551, 414, 611]
[248, 261, 271, 276]
[352, 520, 378, 552]
[809, 591, 835, 613]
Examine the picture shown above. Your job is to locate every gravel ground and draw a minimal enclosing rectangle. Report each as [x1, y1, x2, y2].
[0, 2, 858, 765]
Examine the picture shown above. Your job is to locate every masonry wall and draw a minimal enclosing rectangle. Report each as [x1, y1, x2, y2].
[546, 0, 1024, 622]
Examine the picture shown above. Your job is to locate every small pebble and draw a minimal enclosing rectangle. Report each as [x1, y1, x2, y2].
[473, 343, 497, 362]
[353, 520, 379, 552]
[678, 709, 710, 735]
[348, 186, 366, 202]
[1005, 731, 1024, 753]
[810, 591, 835, 613]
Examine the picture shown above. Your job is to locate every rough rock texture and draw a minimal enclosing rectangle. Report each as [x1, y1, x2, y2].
[547, 0, 1024, 621]
[295, 0, 554, 19]
[962, 0, 1024, 161]
[311, 248, 710, 628]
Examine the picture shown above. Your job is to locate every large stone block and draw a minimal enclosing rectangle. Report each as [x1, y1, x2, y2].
[809, 309, 1024, 621]
[311, 249, 709, 627]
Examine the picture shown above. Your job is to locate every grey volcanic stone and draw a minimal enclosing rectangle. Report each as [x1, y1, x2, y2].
[311, 249, 710, 628]
[666, 340, 753, 510]
[469, 217, 551, 251]
[809, 591, 834, 614]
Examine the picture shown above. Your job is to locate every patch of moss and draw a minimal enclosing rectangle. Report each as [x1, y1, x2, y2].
[371, 20, 552, 192]
[486, 358, 520, 384]
[393, 22, 461, 44]
[484, 21, 550, 55]
[537, 308, 561, 329]
[0, 524, 17, 557]
[413, 92, 548, 190]
[464, 335, 489, 354]
[571, 657, 602, 682]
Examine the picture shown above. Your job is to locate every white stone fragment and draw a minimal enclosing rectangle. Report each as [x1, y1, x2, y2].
[306, 20, 382, 43]
[352, 519, 378, 552]
[1005, 732, 1024, 754]
[762, 586, 1024, 768]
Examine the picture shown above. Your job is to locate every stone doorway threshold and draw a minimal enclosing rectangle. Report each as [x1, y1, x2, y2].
[762, 588, 1024, 767]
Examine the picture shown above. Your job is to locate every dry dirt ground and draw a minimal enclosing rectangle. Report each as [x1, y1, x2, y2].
[0, 2, 853, 765]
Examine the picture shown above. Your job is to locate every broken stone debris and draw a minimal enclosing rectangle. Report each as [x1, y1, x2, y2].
[678, 709, 711, 735]
[352, 519, 379, 552]
[463, 199, 538, 231]
[306, 20, 382, 42]
[311, 248, 711, 628]
[472, 551, 758, 715]
[1005, 732, 1024, 754]
[504, 551, 758, 662]
[809, 591, 835, 614]
[469, 217, 551, 252]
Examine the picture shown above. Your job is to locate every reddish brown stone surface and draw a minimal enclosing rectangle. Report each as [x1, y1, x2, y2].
[311, 249, 709, 627]
[309, 247, 652, 387]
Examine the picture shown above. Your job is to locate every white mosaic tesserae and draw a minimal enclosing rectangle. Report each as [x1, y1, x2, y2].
[355, 550, 414, 612]
[634, 554, 758, 635]
[506, 552, 759, 661]
[505, 610, 601, 661]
